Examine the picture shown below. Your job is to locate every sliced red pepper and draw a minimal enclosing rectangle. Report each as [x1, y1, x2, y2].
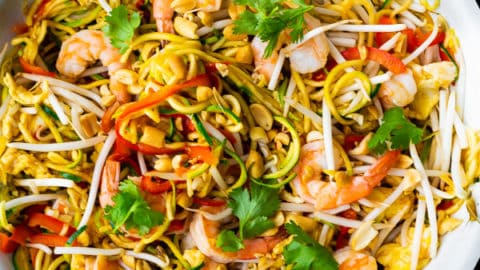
[335, 209, 358, 250]
[18, 57, 55, 77]
[343, 134, 366, 152]
[192, 197, 226, 207]
[24, 204, 47, 216]
[341, 47, 407, 74]
[12, 23, 29, 35]
[167, 220, 185, 233]
[416, 31, 446, 48]
[140, 175, 173, 194]
[28, 213, 76, 237]
[204, 62, 231, 73]
[312, 57, 337, 81]
[30, 233, 75, 247]
[108, 153, 141, 175]
[403, 29, 418, 53]
[10, 225, 31, 245]
[375, 16, 397, 47]
[219, 128, 237, 145]
[185, 145, 216, 165]
[34, 0, 52, 22]
[101, 101, 120, 133]
[0, 233, 18, 253]
[437, 200, 454, 211]
[115, 74, 212, 155]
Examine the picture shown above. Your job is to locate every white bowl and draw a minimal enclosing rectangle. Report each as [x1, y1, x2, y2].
[1, 1, 480, 269]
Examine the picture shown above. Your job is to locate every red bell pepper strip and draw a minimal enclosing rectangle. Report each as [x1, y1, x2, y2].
[312, 57, 337, 81]
[12, 23, 29, 35]
[108, 153, 141, 175]
[192, 197, 226, 207]
[10, 225, 31, 245]
[28, 213, 76, 237]
[335, 209, 358, 250]
[167, 220, 185, 233]
[415, 30, 445, 48]
[437, 199, 454, 211]
[101, 101, 120, 133]
[114, 74, 212, 155]
[140, 175, 173, 194]
[375, 16, 397, 47]
[30, 233, 76, 247]
[343, 134, 366, 152]
[0, 233, 18, 253]
[34, 0, 52, 21]
[0, 225, 32, 253]
[341, 47, 407, 74]
[19, 57, 55, 77]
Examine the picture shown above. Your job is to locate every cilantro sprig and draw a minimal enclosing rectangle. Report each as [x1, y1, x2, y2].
[102, 5, 141, 53]
[233, 0, 313, 57]
[216, 182, 280, 252]
[105, 180, 164, 235]
[284, 222, 339, 270]
[368, 107, 423, 154]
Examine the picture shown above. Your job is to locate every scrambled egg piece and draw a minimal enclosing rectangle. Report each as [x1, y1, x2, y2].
[0, 148, 51, 178]
[377, 227, 431, 270]
[366, 187, 415, 220]
[408, 61, 457, 120]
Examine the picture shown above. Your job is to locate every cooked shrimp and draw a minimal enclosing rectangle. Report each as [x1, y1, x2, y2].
[56, 30, 130, 103]
[378, 70, 417, 109]
[334, 247, 377, 270]
[293, 141, 400, 210]
[153, 0, 174, 33]
[289, 14, 329, 74]
[292, 140, 344, 206]
[99, 159, 120, 208]
[251, 36, 279, 82]
[189, 206, 285, 263]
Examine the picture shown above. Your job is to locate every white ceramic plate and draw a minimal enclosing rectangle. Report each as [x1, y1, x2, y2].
[1, 1, 480, 269]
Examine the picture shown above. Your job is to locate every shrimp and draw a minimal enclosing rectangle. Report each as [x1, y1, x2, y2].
[289, 14, 329, 74]
[334, 247, 377, 270]
[292, 140, 345, 206]
[56, 30, 130, 103]
[99, 159, 120, 208]
[153, 0, 174, 33]
[378, 70, 417, 109]
[292, 140, 400, 210]
[251, 36, 280, 82]
[189, 206, 285, 264]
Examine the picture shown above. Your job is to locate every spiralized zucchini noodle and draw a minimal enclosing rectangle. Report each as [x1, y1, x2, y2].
[0, 0, 479, 269]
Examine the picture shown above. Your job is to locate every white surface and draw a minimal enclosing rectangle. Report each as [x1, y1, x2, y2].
[1, 1, 480, 269]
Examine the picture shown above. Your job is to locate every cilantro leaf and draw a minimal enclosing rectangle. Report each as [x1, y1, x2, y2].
[216, 183, 280, 251]
[284, 222, 339, 270]
[105, 180, 164, 235]
[233, 0, 313, 57]
[216, 230, 244, 252]
[368, 107, 423, 154]
[102, 5, 141, 53]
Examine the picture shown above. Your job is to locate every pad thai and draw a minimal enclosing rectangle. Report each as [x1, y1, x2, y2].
[0, 0, 479, 269]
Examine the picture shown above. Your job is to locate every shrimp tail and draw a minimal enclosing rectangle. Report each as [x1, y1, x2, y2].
[363, 150, 401, 188]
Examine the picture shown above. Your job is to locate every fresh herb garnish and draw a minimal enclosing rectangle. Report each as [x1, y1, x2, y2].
[216, 182, 280, 251]
[105, 180, 164, 235]
[59, 172, 82, 182]
[284, 222, 339, 270]
[102, 5, 141, 53]
[368, 107, 423, 154]
[232, 0, 313, 57]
